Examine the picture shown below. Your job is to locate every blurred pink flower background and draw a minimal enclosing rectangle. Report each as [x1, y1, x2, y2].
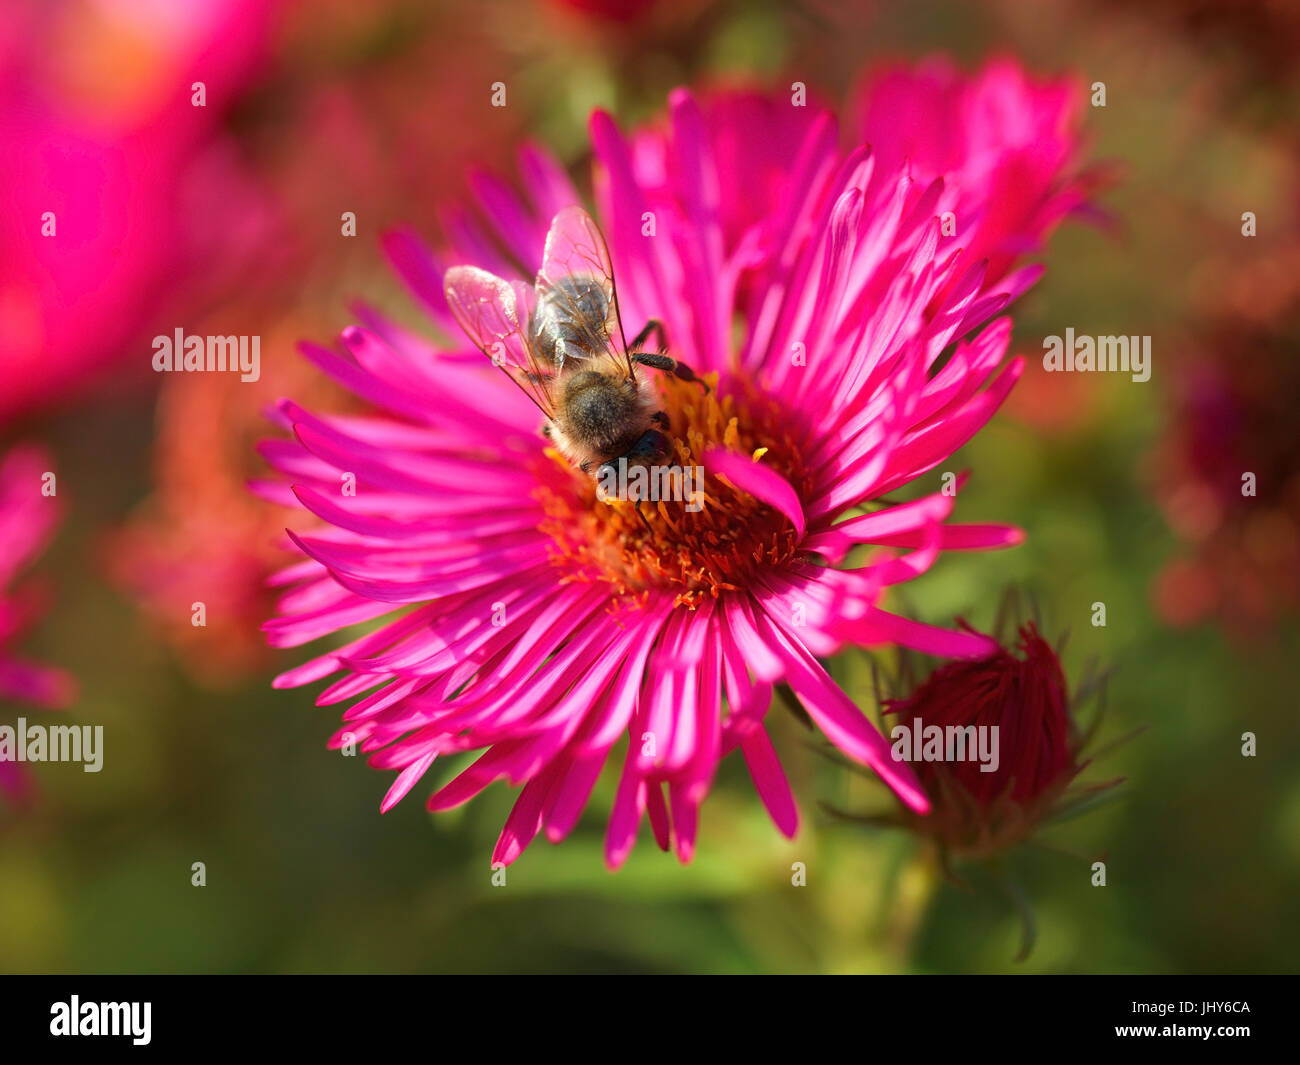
[0, 445, 73, 806]
[0, 0, 281, 422]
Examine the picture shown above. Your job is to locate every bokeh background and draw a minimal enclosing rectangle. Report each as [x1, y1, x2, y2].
[2, 0, 1298, 973]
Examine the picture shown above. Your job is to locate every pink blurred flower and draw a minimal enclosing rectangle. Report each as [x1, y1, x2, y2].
[851, 55, 1104, 290]
[261, 67, 1092, 867]
[0, 444, 73, 806]
[0, 0, 280, 422]
[1150, 243, 1300, 634]
[547, 0, 659, 22]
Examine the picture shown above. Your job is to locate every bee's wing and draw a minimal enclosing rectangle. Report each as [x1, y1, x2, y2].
[536, 205, 635, 378]
[443, 265, 557, 419]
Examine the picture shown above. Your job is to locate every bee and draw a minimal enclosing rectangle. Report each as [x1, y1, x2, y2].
[443, 206, 704, 481]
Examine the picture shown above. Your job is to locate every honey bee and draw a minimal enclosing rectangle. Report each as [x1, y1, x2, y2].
[443, 206, 704, 480]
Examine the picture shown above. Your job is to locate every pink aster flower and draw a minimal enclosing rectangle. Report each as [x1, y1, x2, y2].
[260, 67, 1091, 867]
[0, 444, 73, 805]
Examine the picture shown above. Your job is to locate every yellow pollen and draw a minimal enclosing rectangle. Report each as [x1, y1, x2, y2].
[534, 374, 814, 608]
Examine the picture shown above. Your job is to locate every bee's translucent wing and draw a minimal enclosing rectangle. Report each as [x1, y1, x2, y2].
[443, 265, 556, 419]
[536, 205, 635, 377]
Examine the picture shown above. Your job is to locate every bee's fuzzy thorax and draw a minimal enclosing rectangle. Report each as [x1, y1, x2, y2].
[550, 370, 661, 475]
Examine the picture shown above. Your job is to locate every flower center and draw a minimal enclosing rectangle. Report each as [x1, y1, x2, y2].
[535, 375, 813, 607]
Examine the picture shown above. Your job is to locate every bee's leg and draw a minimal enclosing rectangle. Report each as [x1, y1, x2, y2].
[650, 410, 669, 431]
[632, 498, 654, 534]
[632, 351, 709, 393]
[611, 431, 669, 534]
[629, 319, 708, 392]
[628, 319, 668, 354]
